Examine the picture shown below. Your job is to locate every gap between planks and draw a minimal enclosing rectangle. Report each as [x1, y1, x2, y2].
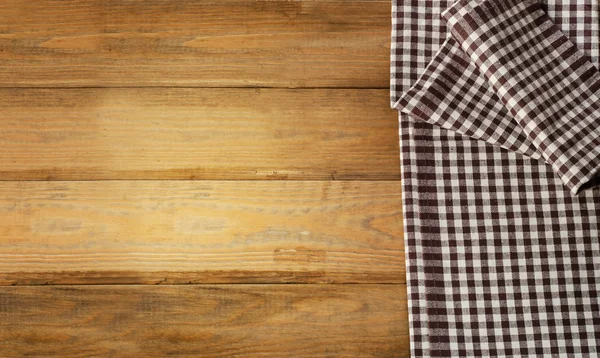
[0, 86, 391, 90]
[1, 271, 407, 286]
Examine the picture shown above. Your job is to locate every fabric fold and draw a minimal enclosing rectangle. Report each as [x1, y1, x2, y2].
[396, 36, 542, 160]
[395, 0, 600, 194]
[443, 0, 600, 194]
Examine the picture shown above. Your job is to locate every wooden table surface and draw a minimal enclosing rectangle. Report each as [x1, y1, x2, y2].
[0, 1, 407, 356]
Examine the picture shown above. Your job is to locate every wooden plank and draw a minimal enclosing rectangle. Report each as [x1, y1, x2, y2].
[0, 181, 404, 285]
[0, 284, 409, 357]
[0, 0, 390, 88]
[0, 88, 399, 181]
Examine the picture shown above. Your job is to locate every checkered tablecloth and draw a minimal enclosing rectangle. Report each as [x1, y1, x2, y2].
[391, 1, 600, 356]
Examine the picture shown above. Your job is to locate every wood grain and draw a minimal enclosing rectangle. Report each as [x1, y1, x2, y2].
[0, 284, 409, 357]
[0, 0, 407, 353]
[0, 181, 403, 284]
[0, 88, 399, 181]
[0, 0, 390, 88]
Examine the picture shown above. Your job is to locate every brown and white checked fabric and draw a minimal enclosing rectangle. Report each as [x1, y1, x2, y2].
[391, 0, 600, 356]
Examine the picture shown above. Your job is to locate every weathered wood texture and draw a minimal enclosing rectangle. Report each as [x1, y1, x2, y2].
[0, 0, 407, 354]
[0, 0, 390, 88]
[0, 284, 409, 357]
[0, 181, 404, 284]
[0, 88, 399, 181]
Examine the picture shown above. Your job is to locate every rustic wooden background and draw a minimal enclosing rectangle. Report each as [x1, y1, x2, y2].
[0, 0, 407, 356]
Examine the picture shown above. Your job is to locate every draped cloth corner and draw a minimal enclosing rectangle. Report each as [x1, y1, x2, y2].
[391, 0, 600, 356]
